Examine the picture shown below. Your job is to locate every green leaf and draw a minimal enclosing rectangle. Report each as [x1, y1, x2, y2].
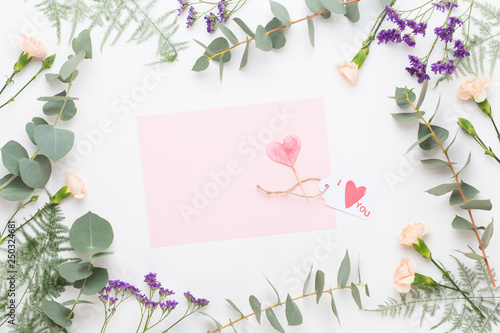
[302, 264, 313, 295]
[0, 174, 34, 201]
[80, 267, 109, 295]
[315, 270, 325, 304]
[42, 91, 77, 121]
[205, 37, 231, 63]
[80, 251, 115, 263]
[350, 283, 362, 309]
[193, 39, 213, 55]
[265, 308, 285, 333]
[72, 29, 92, 59]
[59, 50, 85, 80]
[233, 18, 255, 37]
[380, 0, 391, 7]
[199, 312, 223, 330]
[218, 23, 239, 46]
[344, 2, 360, 22]
[219, 58, 224, 82]
[249, 295, 262, 324]
[240, 42, 250, 70]
[255, 25, 273, 52]
[61, 300, 93, 306]
[37, 96, 79, 102]
[26, 117, 49, 145]
[450, 183, 480, 205]
[1, 140, 29, 176]
[320, 0, 346, 14]
[192, 56, 210, 72]
[337, 249, 350, 288]
[417, 123, 449, 151]
[394, 87, 416, 109]
[306, 16, 315, 48]
[421, 158, 451, 167]
[33, 125, 74, 162]
[328, 291, 341, 326]
[460, 199, 492, 211]
[457, 152, 472, 176]
[452, 216, 481, 230]
[365, 284, 370, 297]
[426, 182, 462, 196]
[270, 1, 291, 27]
[58, 261, 93, 281]
[415, 80, 428, 109]
[265, 276, 281, 304]
[391, 111, 425, 122]
[42, 301, 73, 328]
[225, 299, 246, 318]
[265, 18, 286, 49]
[305, 0, 329, 14]
[19, 155, 52, 188]
[46, 73, 61, 82]
[406, 133, 432, 155]
[480, 220, 494, 249]
[455, 250, 485, 261]
[445, 129, 458, 152]
[69, 211, 114, 253]
[285, 294, 303, 326]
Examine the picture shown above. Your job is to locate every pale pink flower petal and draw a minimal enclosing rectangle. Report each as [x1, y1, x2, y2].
[337, 61, 359, 84]
[17, 34, 48, 60]
[66, 171, 87, 199]
[457, 77, 490, 103]
[397, 223, 430, 246]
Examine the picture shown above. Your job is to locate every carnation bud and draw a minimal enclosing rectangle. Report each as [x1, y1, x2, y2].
[412, 238, 431, 259]
[458, 118, 477, 137]
[13, 52, 32, 73]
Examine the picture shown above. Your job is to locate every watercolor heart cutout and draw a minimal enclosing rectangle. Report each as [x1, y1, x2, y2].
[345, 180, 366, 208]
[266, 134, 301, 167]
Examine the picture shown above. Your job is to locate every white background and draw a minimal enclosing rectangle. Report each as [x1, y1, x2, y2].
[1, 0, 499, 332]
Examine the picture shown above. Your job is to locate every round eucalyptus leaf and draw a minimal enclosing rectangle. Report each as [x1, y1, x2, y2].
[80, 267, 109, 295]
[19, 155, 52, 188]
[69, 211, 114, 254]
[33, 125, 74, 162]
[265, 18, 287, 49]
[26, 117, 49, 145]
[0, 174, 34, 201]
[204, 37, 231, 63]
[42, 91, 77, 121]
[42, 301, 73, 328]
[1, 140, 28, 176]
[58, 261, 93, 281]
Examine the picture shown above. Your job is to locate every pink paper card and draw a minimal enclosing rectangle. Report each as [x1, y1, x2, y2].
[137, 98, 335, 247]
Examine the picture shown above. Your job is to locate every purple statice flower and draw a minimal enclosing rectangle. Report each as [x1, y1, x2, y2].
[434, 17, 463, 43]
[217, 0, 228, 23]
[184, 291, 210, 308]
[406, 20, 427, 36]
[186, 6, 196, 28]
[98, 294, 109, 303]
[377, 29, 402, 45]
[144, 273, 162, 290]
[146, 300, 159, 310]
[160, 300, 179, 313]
[432, 0, 458, 12]
[109, 297, 118, 305]
[135, 293, 149, 305]
[204, 13, 217, 33]
[403, 34, 416, 47]
[178, 0, 188, 16]
[109, 308, 117, 314]
[100, 286, 112, 295]
[385, 6, 406, 30]
[453, 40, 470, 59]
[406, 55, 430, 83]
[159, 287, 175, 298]
[431, 60, 456, 75]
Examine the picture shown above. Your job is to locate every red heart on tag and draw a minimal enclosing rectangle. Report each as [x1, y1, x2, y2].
[345, 180, 366, 208]
[267, 135, 301, 167]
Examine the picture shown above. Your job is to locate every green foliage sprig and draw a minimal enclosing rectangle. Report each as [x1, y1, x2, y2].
[192, 0, 361, 81]
[203, 250, 368, 333]
[35, 0, 187, 64]
[0, 30, 91, 203]
[391, 82, 496, 287]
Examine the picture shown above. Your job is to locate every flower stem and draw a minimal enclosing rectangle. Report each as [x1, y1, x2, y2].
[0, 66, 45, 109]
[0, 203, 48, 245]
[0, 72, 16, 96]
[489, 116, 500, 143]
[406, 93, 496, 287]
[362, 0, 397, 49]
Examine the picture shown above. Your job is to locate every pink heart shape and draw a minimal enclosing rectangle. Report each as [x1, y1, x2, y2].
[266, 134, 301, 168]
[345, 180, 366, 209]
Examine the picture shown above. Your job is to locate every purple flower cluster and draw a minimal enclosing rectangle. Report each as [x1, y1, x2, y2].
[177, 0, 188, 16]
[98, 294, 119, 315]
[434, 17, 463, 43]
[217, 0, 228, 23]
[431, 60, 455, 75]
[144, 273, 162, 290]
[135, 292, 149, 305]
[159, 287, 175, 298]
[160, 300, 179, 313]
[453, 40, 470, 59]
[186, 6, 196, 28]
[403, 34, 416, 47]
[377, 7, 427, 47]
[204, 13, 218, 33]
[406, 55, 430, 83]
[432, 0, 458, 12]
[184, 291, 210, 308]
[377, 29, 401, 44]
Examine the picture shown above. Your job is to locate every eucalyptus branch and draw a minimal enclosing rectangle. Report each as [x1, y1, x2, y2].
[405, 92, 496, 287]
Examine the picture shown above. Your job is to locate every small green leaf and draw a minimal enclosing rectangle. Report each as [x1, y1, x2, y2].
[0, 174, 34, 201]
[302, 264, 313, 295]
[193, 39, 213, 55]
[265, 18, 287, 49]
[421, 158, 451, 167]
[426, 182, 462, 196]
[380, 0, 391, 7]
[406, 133, 432, 155]
[270, 1, 291, 27]
[365, 284, 370, 297]
[42, 91, 77, 121]
[429, 95, 441, 123]
[46, 73, 61, 82]
[19, 155, 52, 188]
[26, 117, 49, 145]
[417, 123, 449, 151]
[1, 140, 29, 176]
[457, 152, 472, 176]
[328, 291, 341, 326]
[61, 300, 94, 306]
[42, 301, 73, 328]
[218, 23, 239, 46]
[33, 125, 74, 162]
[80, 251, 115, 263]
[350, 283, 362, 309]
[240, 42, 250, 70]
[320, 0, 346, 14]
[72, 29, 92, 59]
[455, 250, 485, 261]
[344, 2, 360, 22]
[69, 211, 114, 253]
[265, 276, 281, 304]
[199, 312, 223, 330]
[450, 183, 480, 205]
[460, 199, 492, 211]
[391, 111, 425, 122]
[480, 220, 494, 249]
[225, 299, 246, 318]
[415, 80, 428, 109]
[452, 216, 481, 230]
[315, 270, 325, 304]
[255, 25, 273, 52]
[266, 308, 285, 333]
[60, 50, 85, 80]
[285, 294, 303, 326]
[306, 16, 315, 48]
[233, 18, 255, 37]
[219, 59, 224, 82]
[205, 37, 231, 63]
[81, 267, 109, 295]
[394, 87, 416, 109]
[192, 56, 210, 72]
[58, 261, 92, 281]
[37, 96, 79, 102]
[249, 295, 261, 324]
[337, 249, 350, 288]
[445, 128, 458, 152]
